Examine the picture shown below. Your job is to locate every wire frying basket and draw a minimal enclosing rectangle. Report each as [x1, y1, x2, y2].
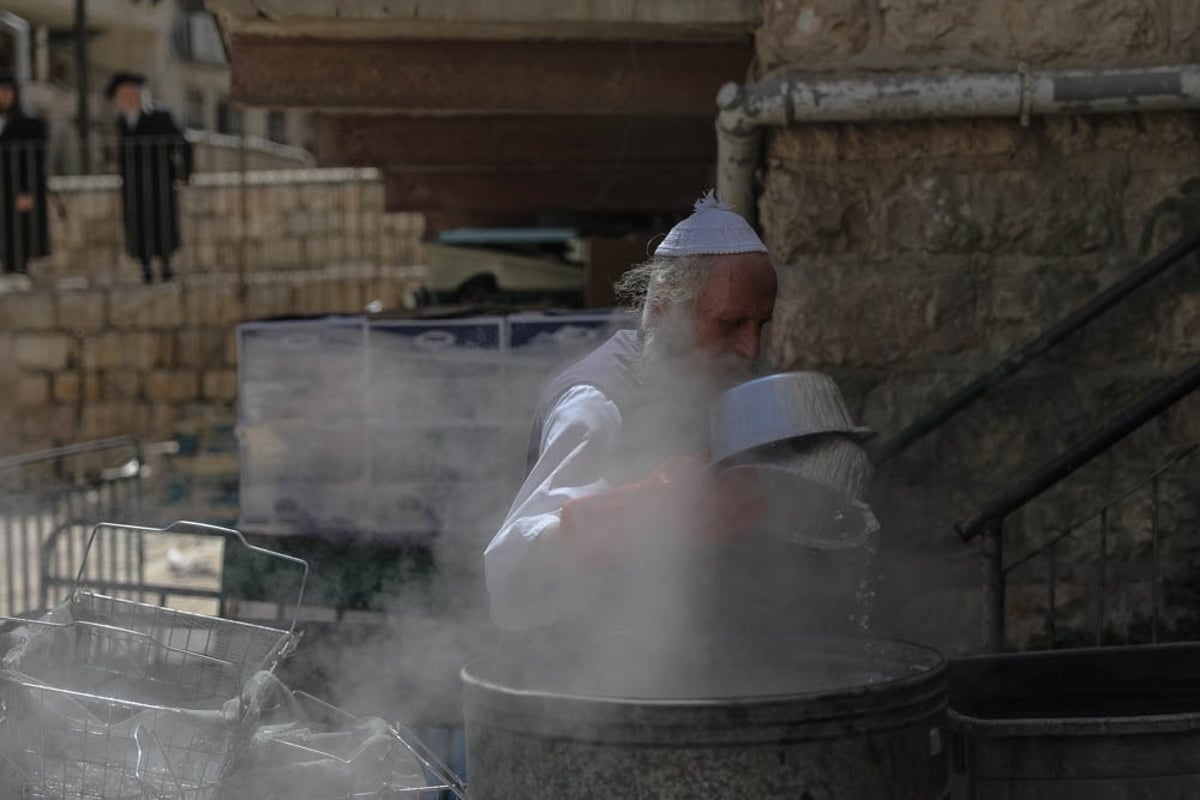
[228, 688, 468, 800]
[0, 520, 310, 800]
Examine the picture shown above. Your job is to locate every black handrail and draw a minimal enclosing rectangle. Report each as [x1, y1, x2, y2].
[874, 227, 1200, 464]
[957, 360, 1200, 541]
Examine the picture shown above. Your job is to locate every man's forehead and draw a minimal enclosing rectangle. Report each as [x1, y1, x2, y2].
[697, 254, 777, 311]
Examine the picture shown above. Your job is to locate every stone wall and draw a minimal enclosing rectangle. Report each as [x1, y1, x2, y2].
[0, 168, 426, 457]
[0, 266, 426, 456]
[757, 1, 1200, 653]
[37, 168, 421, 287]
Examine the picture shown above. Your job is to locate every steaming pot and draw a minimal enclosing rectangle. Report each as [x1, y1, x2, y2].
[462, 632, 948, 799]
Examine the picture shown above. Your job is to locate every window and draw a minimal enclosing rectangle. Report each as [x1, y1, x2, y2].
[216, 98, 242, 135]
[175, 11, 226, 65]
[185, 89, 206, 130]
[267, 110, 287, 144]
[0, 28, 17, 77]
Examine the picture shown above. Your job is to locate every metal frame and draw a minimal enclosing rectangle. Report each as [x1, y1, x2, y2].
[963, 442, 1199, 652]
[0, 437, 145, 617]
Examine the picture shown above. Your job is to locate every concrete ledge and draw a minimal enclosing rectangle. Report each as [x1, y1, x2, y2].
[48, 167, 383, 193]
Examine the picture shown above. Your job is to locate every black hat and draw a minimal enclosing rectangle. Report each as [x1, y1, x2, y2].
[105, 71, 145, 99]
[0, 70, 16, 87]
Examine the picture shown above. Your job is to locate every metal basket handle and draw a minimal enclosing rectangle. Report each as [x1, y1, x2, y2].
[73, 520, 310, 634]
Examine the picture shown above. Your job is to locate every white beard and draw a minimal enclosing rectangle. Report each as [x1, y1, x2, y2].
[633, 312, 759, 456]
[639, 315, 757, 398]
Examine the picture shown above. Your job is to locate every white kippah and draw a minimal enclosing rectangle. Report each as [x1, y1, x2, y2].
[653, 190, 768, 257]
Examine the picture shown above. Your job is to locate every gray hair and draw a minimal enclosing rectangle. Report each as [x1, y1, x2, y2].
[614, 254, 714, 330]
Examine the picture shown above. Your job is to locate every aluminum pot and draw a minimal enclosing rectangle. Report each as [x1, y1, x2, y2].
[462, 632, 948, 799]
[709, 372, 874, 465]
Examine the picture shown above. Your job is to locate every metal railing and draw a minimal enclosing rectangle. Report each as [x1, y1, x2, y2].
[999, 443, 1199, 650]
[0, 436, 145, 616]
[873, 227, 1200, 465]
[956, 361, 1200, 651]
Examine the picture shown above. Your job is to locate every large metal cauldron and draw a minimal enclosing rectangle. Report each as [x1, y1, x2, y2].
[462, 632, 948, 799]
[949, 642, 1200, 799]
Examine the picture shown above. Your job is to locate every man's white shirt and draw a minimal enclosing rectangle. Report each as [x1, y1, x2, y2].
[484, 384, 621, 631]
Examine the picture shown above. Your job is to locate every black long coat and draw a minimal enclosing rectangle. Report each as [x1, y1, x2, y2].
[116, 109, 193, 263]
[0, 113, 50, 273]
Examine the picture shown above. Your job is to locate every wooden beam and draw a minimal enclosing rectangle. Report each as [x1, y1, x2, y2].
[209, 0, 760, 43]
[230, 35, 751, 114]
[315, 113, 717, 167]
[384, 164, 714, 214]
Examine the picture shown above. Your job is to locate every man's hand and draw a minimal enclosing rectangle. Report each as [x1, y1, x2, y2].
[699, 466, 766, 543]
[559, 454, 765, 566]
[15, 193, 32, 213]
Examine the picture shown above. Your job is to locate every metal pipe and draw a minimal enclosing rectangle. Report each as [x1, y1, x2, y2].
[1097, 508, 1108, 645]
[717, 64, 1200, 223]
[0, 436, 141, 472]
[874, 227, 1200, 464]
[957, 360, 1200, 541]
[1047, 541, 1057, 647]
[1151, 476, 1160, 643]
[74, 0, 91, 174]
[982, 518, 1005, 653]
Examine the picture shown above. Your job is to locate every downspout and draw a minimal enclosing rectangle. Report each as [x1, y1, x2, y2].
[717, 64, 1200, 226]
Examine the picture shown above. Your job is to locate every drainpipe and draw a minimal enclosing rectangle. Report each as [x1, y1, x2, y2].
[717, 64, 1200, 225]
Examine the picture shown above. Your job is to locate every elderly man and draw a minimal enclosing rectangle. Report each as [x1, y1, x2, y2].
[107, 72, 192, 284]
[485, 192, 778, 632]
[0, 71, 49, 276]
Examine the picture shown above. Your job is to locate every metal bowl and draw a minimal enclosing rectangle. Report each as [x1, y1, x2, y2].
[709, 372, 875, 465]
[721, 433, 878, 549]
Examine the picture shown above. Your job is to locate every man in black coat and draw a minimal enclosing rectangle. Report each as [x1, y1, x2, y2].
[107, 72, 193, 283]
[0, 72, 50, 275]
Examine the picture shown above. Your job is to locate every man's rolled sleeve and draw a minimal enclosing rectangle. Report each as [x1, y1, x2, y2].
[484, 385, 621, 630]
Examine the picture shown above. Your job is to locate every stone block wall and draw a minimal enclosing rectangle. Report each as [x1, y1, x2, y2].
[757, 1, 1200, 653]
[0, 268, 426, 456]
[2, 168, 427, 458]
[36, 169, 421, 286]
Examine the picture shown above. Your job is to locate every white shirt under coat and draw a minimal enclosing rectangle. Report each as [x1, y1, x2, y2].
[484, 384, 621, 631]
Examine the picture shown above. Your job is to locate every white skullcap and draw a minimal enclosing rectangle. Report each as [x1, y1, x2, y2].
[653, 189, 768, 257]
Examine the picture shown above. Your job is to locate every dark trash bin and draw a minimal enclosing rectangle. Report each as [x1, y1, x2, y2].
[948, 642, 1200, 799]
